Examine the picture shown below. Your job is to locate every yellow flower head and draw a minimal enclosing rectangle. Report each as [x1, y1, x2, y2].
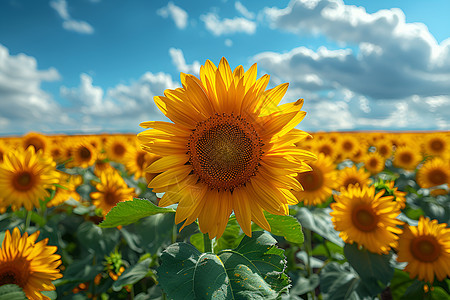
[0, 147, 60, 211]
[338, 165, 371, 191]
[397, 217, 450, 283]
[105, 136, 129, 164]
[138, 58, 315, 238]
[22, 132, 48, 154]
[422, 133, 448, 157]
[416, 158, 450, 189]
[68, 139, 97, 168]
[330, 185, 403, 254]
[362, 152, 385, 175]
[0, 227, 63, 300]
[393, 145, 422, 170]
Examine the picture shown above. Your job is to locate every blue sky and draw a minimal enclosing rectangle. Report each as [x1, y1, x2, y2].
[1, 0, 449, 135]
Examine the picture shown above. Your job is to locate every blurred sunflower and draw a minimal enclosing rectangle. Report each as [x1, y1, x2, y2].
[68, 139, 97, 168]
[0, 141, 8, 163]
[22, 132, 48, 154]
[94, 152, 113, 176]
[363, 152, 385, 175]
[294, 153, 337, 206]
[423, 134, 448, 157]
[105, 136, 129, 163]
[314, 139, 337, 161]
[393, 145, 422, 170]
[124, 146, 160, 180]
[374, 139, 393, 159]
[337, 135, 360, 161]
[416, 158, 450, 189]
[387, 181, 407, 210]
[138, 57, 315, 238]
[397, 217, 450, 283]
[330, 185, 403, 254]
[338, 165, 371, 191]
[0, 227, 63, 300]
[47, 172, 82, 207]
[0, 147, 60, 211]
[90, 168, 135, 215]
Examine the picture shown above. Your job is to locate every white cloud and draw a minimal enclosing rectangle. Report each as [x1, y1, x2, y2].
[169, 48, 201, 76]
[60, 72, 178, 132]
[200, 12, 256, 36]
[0, 44, 71, 134]
[157, 2, 188, 30]
[50, 0, 94, 34]
[225, 39, 233, 47]
[235, 1, 255, 19]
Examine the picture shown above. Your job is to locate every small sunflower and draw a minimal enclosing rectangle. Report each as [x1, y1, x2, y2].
[105, 137, 129, 163]
[294, 153, 337, 206]
[362, 152, 385, 175]
[423, 134, 448, 157]
[330, 185, 403, 254]
[69, 139, 97, 168]
[0, 227, 63, 300]
[338, 165, 372, 191]
[0, 147, 60, 211]
[337, 135, 360, 161]
[47, 172, 82, 207]
[138, 57, 315, 238]
[314, 139, 337, 161]
[94, 152, 113, 176]
[124, 146, 160, 180]
[90, 168, 135, 215]
[393, 145, 422, 170]
[416, 158, 450, 189]
[22, 132, 48, 154]
[374, 139, 393, 159]
[397, 217, 450, 283]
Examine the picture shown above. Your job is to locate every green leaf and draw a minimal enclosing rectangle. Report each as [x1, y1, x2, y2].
[390, 269, 416, 300]
[401, 280, 425, 300]
[214, 217, 244, 252]
[344, 243, 394, 297]
[289, 274, 320, 296]
[319, 262, 360, 300]
[296, 207, 344, 246]
[0, 284, 27, 300]
[134, 213, 176, 255]
[77, 221, 120, 255]
[112, 258, 151, 292]
[264, 212, 304, 244]
[157, 231, 289, 300]
[430, 287, 450, 300]
[99, 198, 175, 228]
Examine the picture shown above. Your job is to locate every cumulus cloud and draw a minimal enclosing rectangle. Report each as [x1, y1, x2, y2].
[60, 72, 178, 132]
[235, 1, 255, 19]
[200, 12, 256, 36]
[50, 0, 94, 34]
[0, 44, 71, 134]
[157, 2, 188, 29]
[169, 48, 201, 76]
[253, 0, 450, 130]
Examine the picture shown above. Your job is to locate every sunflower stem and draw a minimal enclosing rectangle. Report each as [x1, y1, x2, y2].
[24, 209, 32, 232]
[203, 233, 213, 253]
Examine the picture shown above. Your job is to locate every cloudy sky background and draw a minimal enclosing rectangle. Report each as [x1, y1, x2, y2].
[1, 0, 449, 136]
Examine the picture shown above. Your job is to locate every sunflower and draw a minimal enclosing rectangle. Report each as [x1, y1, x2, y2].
[90, 168, 135, 215]
[422, 134, 448, 158]
[337, 135, 360, 161]
[416, 158, 450, 189]
[124, 145, 160, 180]
[138, 57, 315, 238]
[22, 132, 48, 154]
[69, 139, 97, 168]
[362, 152, 385, 175]
[0, 147, 60, 211]
[0, 141, 8, 163]
[47, 172, 82, 207]
[374, 139, 393, 159]
[105, 136, 129, 164]
[330, 185, 403, 254]
[313, 139, 337, 162]
[393, 145, 422, 170]
[293, 153, 337, 206]
[0, 227, 63, 300]
[397, 217, 450, 283]
[338, 165, 372, 191]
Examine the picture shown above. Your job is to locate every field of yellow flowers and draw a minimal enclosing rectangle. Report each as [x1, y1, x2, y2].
[0, 130, 449, 299]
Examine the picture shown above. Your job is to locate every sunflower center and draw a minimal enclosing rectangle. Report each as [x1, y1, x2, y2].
[368, 158, 378, 168]
[343, 177, 360, 189]
[319, 145, 332, 156]
[0, 259, 30, 287]
[342, 141, 354, 151]
[104, 191, 119, 205]
[297, 166, 324, 191]
[430, 139, 444, 152]
[428, 169, 447, 186]
[379, 145, 389, 156]
[399, 152, 412, 164]
[13, 171, 35, 191]
[410, 236, 441, 262]
[113, 144, 126, 156]
[25, 137, 45, 152]
[188, 113, 263, 191]
[352, 205, 379, 232]
[79, 146, 92, 161]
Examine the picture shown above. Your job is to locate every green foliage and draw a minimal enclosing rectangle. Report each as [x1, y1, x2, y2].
[99, 198, 175, 228]
[263, 212, 304, 244]
[0, 284, 27, 300]
[157, 231, 289, 300]
[112, 258, 152, 292]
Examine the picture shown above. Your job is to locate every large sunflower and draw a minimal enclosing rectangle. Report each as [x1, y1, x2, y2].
[90, 168, 135, 215]
[0, 227, 63, 299]
[416, 158, 450, 189]
[293, 153, 337, 206]
[330, 185, 403, 254]
[138, 58, 315, 238]
[397, 217, 450, 283]
[0, 147, 60, 211]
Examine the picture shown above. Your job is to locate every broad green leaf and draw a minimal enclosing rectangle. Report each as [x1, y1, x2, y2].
[99, 198, 175, 228]
[289, 274, 320, 296]
[430, 287, 450, 299]
[264, 212, 304, 244]
[214, 217, 244, 252]
[296, 251, 325, 268]
[344, 243, 394, 297]
[390, 269, 415, 300]
[0, 284, 27, 300]
[77, 221, 120, 256]
[189, 232, 204, 252]
[296, 207, 344, 246]
[400, 279, 425, 300]
[157, 231, 289, 300]
[135, 213, 176, 255]
[112, 258, 152, 292]
[319, 262, 360, 300]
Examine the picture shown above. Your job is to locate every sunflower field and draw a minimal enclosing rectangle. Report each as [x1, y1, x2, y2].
[0, 60, 449, 300]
